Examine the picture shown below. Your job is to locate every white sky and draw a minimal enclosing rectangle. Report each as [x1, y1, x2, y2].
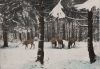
[75, 0, 100, 10]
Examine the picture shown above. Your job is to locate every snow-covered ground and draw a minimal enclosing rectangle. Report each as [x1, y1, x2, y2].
[0, 40, 100, 69]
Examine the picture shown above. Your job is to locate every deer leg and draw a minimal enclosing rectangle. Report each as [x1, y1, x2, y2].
[60, 44, 62, 49]
[32, 43, 35, 49]
[73, 42, 75, 48]
[62, 43, 64, 48]
[58, 43, 61, 49]
[55, 42, 57, 48]
[25, 44, 27, 49]
[58, 43, 59, 49]
[59, 43, 61, 49]
[33, 43, 35, 49]
[52, 43, 53, 48]
[72, 42, 74, 48]
[30, 43, 33, 49]
[53, 42, 56, 48]
[68, 41, 71, 49]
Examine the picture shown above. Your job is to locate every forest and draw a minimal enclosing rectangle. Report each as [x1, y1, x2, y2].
[0, 0, 100, 69]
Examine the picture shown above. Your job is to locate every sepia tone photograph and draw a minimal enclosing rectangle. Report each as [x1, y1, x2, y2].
[0, 0, 100, 69]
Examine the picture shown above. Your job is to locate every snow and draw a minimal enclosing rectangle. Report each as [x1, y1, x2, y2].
[75, 0, 100, 10]
[50, 0, 65, 18]
[0, 40, 100, 69]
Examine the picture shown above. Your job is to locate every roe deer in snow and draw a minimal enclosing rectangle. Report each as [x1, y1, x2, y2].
[50, 37, 57, 48]
[23, 39, 35, 49]
[68, 38, 76, 49]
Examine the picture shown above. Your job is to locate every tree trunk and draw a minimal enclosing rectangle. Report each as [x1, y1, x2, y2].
[88, 10, 96, 64]
[72, 22, 74, 38]
[68, 22, 70, 40]
[79, 26, 82, 41]
[36, 0, 44, 64]
[52, 22, 55, 38]
[46, 22, 49, 41]
[63, 23, 66, 40]
[30, 29, 34, 39]
[2, 18, 8, 48]
[14, 31, 17, 39]
[3, 29, 8, 47]
[66, 23, 68, 40]
[19, 33, 22, 41]
[27, 30, 30, 40]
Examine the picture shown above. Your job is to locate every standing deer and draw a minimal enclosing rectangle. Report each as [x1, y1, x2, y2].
[23, 39, 35, 49]
[57, 38, 64, 49]
[50, 37, 64, 49]
[68, 38, 76, 49]
[50, 37, 57, 48]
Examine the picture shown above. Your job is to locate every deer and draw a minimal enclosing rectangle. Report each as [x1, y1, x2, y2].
[23, 39, 35, 49]
[50, 37, 57, 48]
[50, 36, 64, 49]
[68, 38, 76, 49]
[57, 38, 64, 49]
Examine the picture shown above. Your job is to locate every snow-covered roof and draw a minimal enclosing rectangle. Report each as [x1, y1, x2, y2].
[75, 0, 100, 10]
[50, 0, 65, 18]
